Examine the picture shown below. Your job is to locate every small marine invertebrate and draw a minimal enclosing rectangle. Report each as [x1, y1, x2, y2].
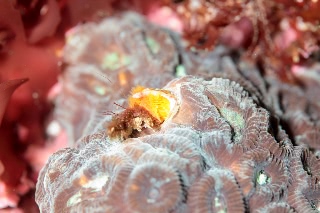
[107, 105, 162, 140]
[125, 163, 183, 213]
[187, 168, 244, 213]
[107, 86, 179, 140]
[128, 86, 179, 123]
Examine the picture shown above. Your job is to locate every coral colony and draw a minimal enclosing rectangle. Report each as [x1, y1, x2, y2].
[0, 0, 320, 212]
[33, 12, 320, 213]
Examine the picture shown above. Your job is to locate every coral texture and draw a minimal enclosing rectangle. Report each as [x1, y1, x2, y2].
[34, 12, 320, 213]
[36, 74, 320, 212]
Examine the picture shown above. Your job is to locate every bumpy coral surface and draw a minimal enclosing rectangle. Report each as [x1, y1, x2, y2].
[35, 12, 320, 213]
[37, 75, 320, 212]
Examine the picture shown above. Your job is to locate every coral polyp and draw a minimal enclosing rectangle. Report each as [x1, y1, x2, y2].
[125, 163, 183, 213]
[187, 169, 245, 213]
